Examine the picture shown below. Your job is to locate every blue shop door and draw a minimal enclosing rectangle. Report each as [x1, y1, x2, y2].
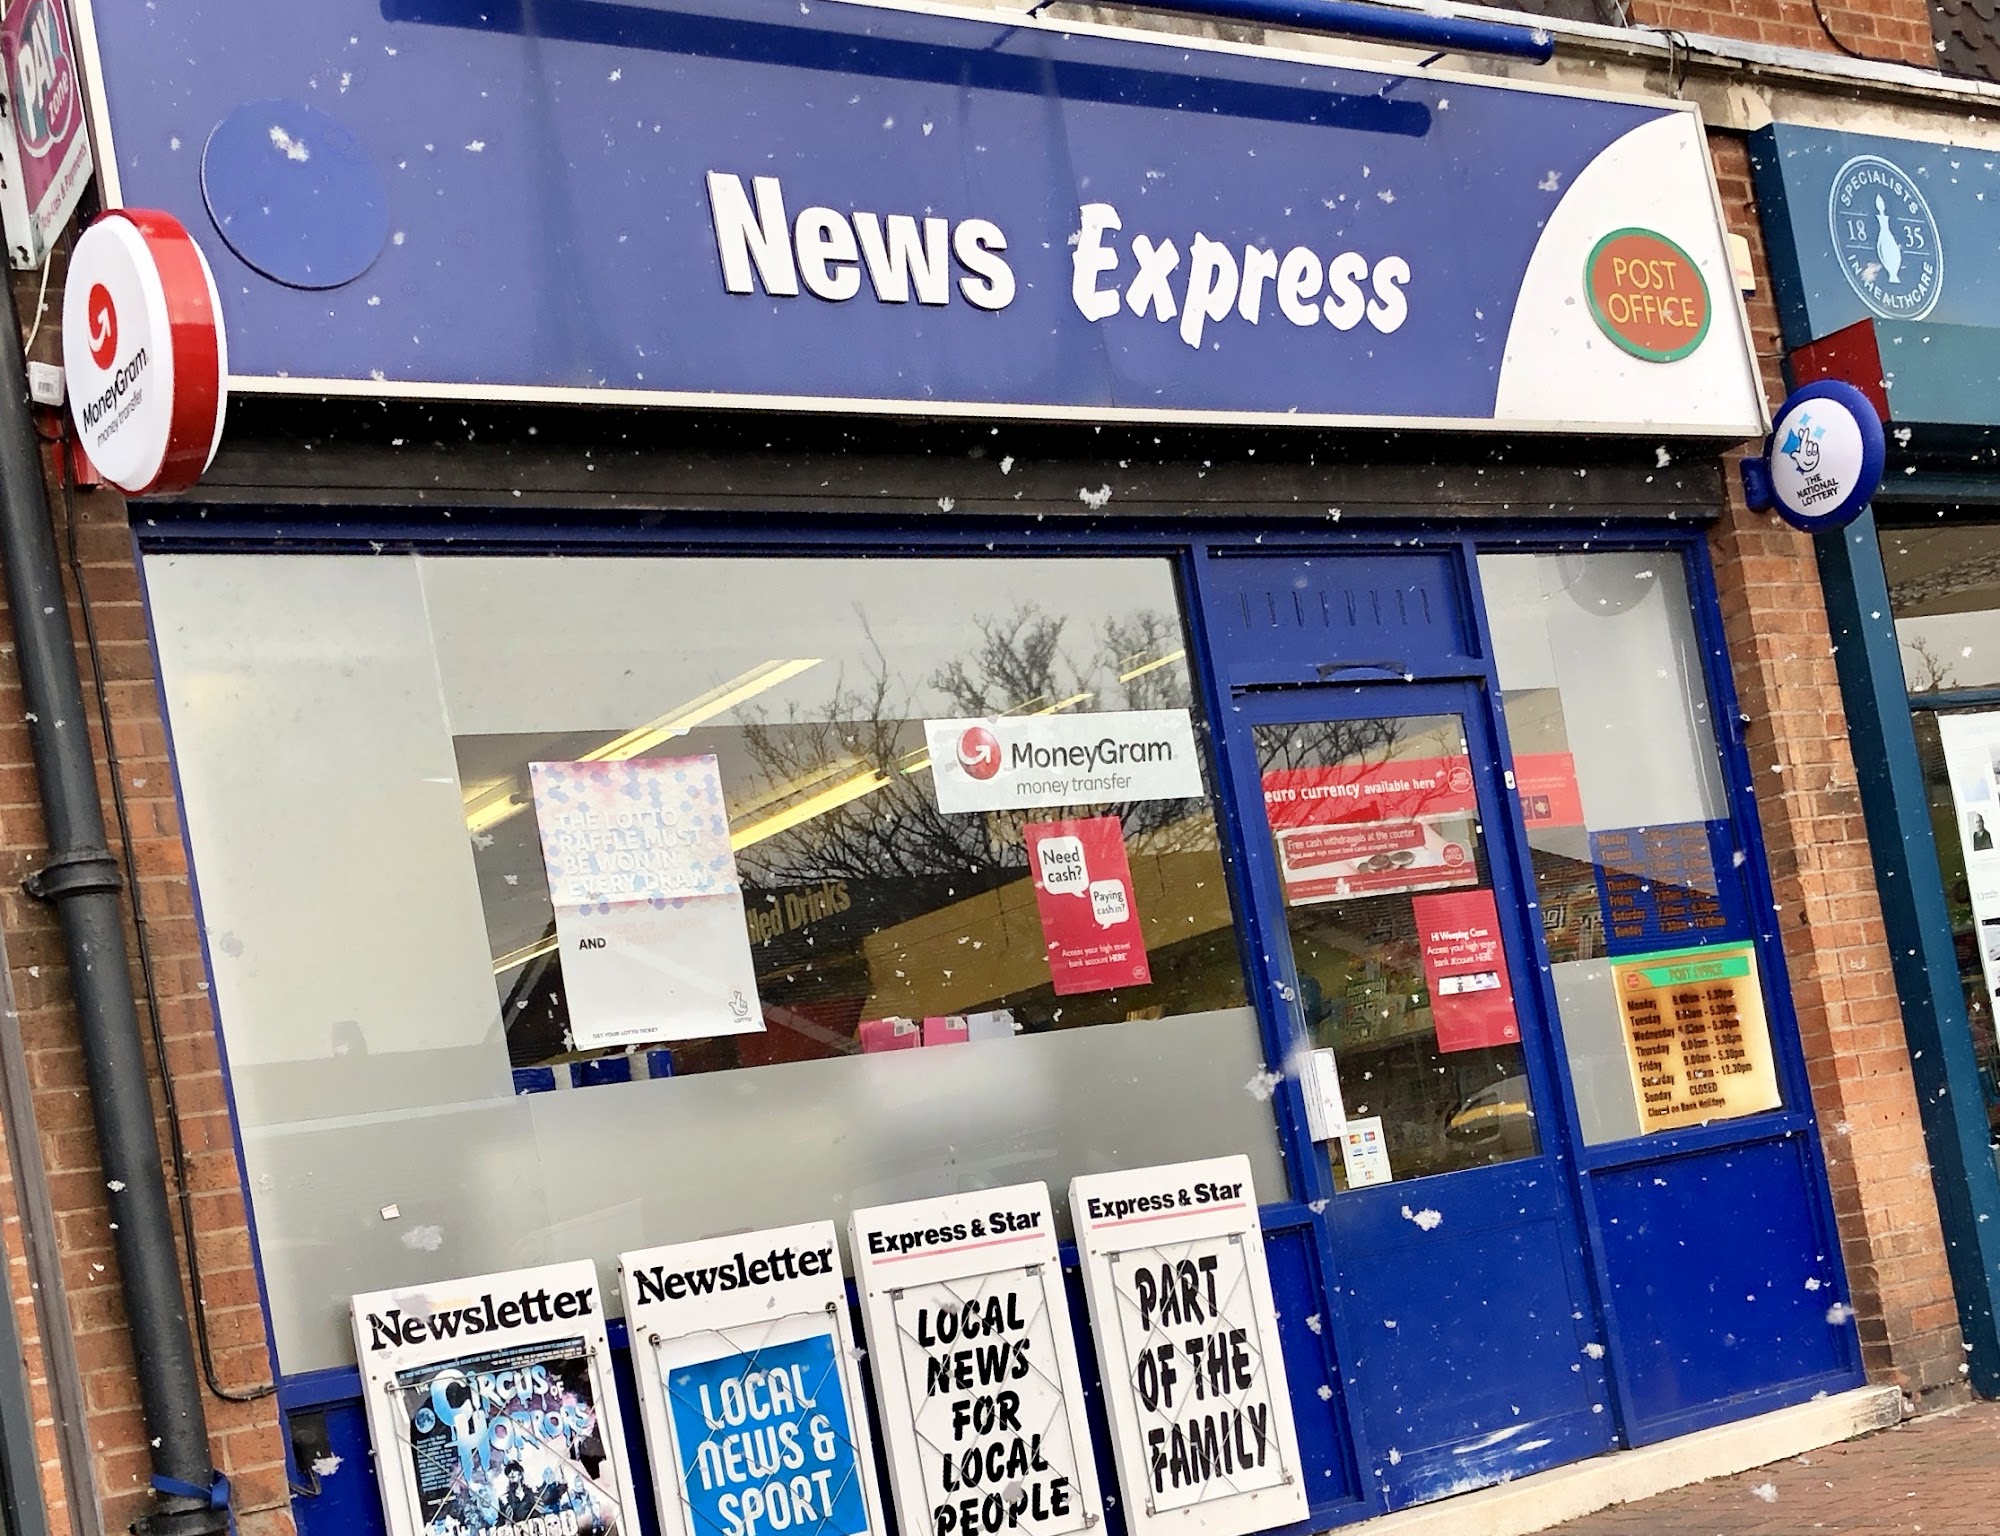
[1212, 679, 1616, 1511]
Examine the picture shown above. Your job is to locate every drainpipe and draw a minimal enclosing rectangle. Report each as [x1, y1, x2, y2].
[0, 283, 229, 1532]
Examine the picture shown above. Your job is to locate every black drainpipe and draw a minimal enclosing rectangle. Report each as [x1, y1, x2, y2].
[0, 287, 229, 1532]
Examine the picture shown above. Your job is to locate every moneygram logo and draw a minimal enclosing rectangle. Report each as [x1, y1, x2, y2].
[958, 725, 1002, 781]
[86, 284, 116, 370]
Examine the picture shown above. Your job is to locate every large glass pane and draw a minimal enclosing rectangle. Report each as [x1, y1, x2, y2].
[144, 551, 1281, 1373]
[1880, 522, 2000, 694]
[1252, 712, 1537, 1189]
[1480, 551, 1780, 1144]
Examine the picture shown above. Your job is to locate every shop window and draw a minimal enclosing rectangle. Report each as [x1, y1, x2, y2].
[143, 551, 1279, 1374]
[1880, 523, 2000, 694]
[1479, 552, 1782, 1144]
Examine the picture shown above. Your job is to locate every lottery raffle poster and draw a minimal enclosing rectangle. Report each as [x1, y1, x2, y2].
[351, 1259, 639, 1536]
[1069, 1158, 1307, 1536]
[528, 756, 765, 1050]
[849, 1185, 1102, 1536]
[1938, 713, 2000, 1047]
[618, 1222, 886, 1536]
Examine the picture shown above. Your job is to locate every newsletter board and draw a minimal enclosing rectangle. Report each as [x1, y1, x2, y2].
[351, 1259, 638, 1536]
[618, 1222, 886, 1536]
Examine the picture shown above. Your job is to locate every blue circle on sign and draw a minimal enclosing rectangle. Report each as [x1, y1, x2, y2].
[201, 100, 387, 289]
[1827, 155, 1942, 322]
[1766, 380, 1886, 534]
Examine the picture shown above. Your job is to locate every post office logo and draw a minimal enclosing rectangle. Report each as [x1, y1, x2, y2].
[1828, 155, 1942, 321]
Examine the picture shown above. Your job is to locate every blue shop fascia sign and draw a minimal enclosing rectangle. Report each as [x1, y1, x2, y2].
[81, 0, 1763, 435]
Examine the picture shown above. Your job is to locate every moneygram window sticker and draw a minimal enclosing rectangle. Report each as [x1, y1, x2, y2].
[1261, 755, 1480, 906]
[925, 711, 1205, 816]
[529, 757, 765, 1052]
[850, 1186, 1103, 1536]
[619, 1223, 887, 1536]
[352, 1259, 640, 1536]
[1070, 1159, 1307, 1536]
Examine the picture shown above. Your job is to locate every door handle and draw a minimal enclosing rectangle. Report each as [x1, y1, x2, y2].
[1315, 659, 1412, 681]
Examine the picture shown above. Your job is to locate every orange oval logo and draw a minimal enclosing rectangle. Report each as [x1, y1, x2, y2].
[1585, 230, 1712, 363]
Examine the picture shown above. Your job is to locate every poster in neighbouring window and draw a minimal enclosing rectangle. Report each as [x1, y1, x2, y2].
[1025, 816, 1152, 996]
[1411, 888, 1521, 1053]
[353, 1259, 638, 1536]
[1612, 943, 1781, 1133]
[619, 1222, 886, 1536]
[1937, 713, 2000, 1046]
[1261, 756, 1478, 904]
[850, 1185, 1102, 1536]
[528, 756, 764, 1050]
[1067, 1157, 1306, 1536]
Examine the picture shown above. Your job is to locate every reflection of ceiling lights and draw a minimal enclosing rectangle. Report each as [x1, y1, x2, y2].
[730, 769, 893, 851]
[463, 659, 821, 834]
[1118, 648, 1185, 682]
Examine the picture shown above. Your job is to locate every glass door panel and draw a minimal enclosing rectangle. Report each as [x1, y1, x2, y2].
[1252, 713, 1538, 1189]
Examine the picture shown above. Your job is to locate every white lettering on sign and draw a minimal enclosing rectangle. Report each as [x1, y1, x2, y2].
[1071, 201, 1410, 349]
[1070, 1159, 1308, 1536]
[706, 173, 1016, 311]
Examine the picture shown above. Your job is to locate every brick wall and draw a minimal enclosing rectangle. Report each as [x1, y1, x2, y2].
[1703, 133, 1970, 1410]
[0, 257, 298, 1534]
[1625, 0, 1936, 66]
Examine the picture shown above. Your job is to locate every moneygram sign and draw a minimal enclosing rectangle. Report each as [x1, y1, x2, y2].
[924, 710, 1204, 814]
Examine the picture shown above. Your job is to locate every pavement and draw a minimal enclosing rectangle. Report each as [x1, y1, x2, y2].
[1542, 1400, 2000, 1536]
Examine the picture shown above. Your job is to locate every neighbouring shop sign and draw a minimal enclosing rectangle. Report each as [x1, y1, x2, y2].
[1069, 1158, 1307, 1536]
[850, 1185, 1103, 1536]
[1934, 715, 2000, 1043]
[0, 0, 90, 268]
[619, 1222, 886, 1536]
[527, 756, 764, 1050]
[351, 1259, 639, 1536]
[79, 0, 1762, 434]
[925, 711, 1203, 814]
[1612, 944, 1781, 1133]
[61, 209, 227, 496]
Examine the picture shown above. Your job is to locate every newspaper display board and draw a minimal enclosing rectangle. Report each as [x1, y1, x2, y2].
[849, 1185, 1103, 1536]
[1068, 1159, 1307, 1536]
[352, 1259, 638, 1536]
[619, 1222, 886, 1536]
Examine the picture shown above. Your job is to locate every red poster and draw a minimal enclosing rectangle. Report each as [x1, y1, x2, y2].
[1025, 816, 1151, 996]
[1514, 752, 1584, 830]
[1262, 755, 1479, 903]
[1411, 888, 1521, 1053]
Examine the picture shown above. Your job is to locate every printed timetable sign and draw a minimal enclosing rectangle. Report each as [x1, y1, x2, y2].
[352, 1259, 639, 1536]
[619, 1223, 885, 1536]
[1068, 1159, 1306, 1536]
[1613, 944, 1781, 1133]
[849, 1185, 1102, 1536]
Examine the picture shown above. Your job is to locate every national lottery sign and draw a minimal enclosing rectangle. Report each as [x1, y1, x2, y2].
[78, 0, 1762, 435]
[620, 1223, 887, 1536]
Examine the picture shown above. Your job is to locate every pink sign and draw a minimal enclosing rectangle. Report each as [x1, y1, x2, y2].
[1025, 817, 1151, 996]
[1411, 889, 1520, 1053]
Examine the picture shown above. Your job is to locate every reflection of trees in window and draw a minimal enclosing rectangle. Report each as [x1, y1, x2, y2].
[734, 603, 1205, 886]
